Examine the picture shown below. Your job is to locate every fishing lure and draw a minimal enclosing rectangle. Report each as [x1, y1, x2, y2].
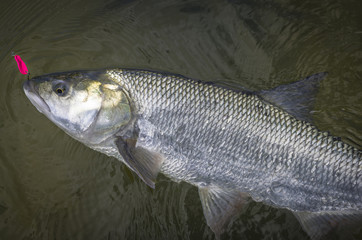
[14, 54, 30, 79]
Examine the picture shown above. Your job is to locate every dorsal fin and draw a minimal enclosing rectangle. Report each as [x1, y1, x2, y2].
[198, 185, 250, 237]
[260, 72, 327, 123]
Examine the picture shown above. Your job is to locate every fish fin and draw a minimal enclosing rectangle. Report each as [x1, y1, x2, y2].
[260, 72, 327, 123]
[198, 185, 250, 236]
[293, 210, 362, 240]
[115, 137, 164, 189]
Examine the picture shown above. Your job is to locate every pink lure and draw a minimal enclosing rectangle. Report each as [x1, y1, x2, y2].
[14, 55, 29, 75]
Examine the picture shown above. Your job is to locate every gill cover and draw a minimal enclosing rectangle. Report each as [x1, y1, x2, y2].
[85, 83, 132, 144]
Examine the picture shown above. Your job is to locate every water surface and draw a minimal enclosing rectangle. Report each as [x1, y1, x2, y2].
[0, 0, 361, 239]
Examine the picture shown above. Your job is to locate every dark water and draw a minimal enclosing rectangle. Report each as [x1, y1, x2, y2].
[0, 0, 361, 239]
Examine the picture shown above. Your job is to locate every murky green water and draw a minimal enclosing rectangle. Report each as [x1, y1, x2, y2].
[0, 0, 361, 239]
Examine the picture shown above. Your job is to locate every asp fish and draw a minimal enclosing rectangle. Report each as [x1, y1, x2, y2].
[23, 69, 361, 239]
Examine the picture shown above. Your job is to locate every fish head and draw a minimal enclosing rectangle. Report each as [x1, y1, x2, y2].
[23, 71, 132, 145]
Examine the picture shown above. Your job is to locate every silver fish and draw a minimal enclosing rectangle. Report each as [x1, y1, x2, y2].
[23, 69, 361, 239]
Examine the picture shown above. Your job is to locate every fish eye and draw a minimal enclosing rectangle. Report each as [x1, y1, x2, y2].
[53, 82, 68, 97]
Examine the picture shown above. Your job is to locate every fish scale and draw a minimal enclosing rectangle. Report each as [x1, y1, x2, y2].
[107, 69, 361, 213]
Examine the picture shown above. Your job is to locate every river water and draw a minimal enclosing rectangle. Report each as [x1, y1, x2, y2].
[0, 0, 361, 239]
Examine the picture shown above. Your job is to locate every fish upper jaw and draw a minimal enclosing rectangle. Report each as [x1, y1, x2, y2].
[23, 80, 51, 114]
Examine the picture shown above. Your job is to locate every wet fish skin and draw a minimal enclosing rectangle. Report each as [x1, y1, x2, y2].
[108, 69, 361, 208]
[23, 68, 362, 239]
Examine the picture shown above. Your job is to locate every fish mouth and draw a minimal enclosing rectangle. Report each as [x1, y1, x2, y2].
[23, 80, 51, 114]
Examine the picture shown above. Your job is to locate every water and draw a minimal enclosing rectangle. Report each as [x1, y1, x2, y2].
[0, 0, 361, 239]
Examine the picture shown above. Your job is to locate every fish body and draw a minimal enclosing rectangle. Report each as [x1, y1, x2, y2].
[23, 69, 361, 239]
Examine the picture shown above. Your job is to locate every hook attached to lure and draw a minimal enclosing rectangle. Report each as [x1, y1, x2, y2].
[14, 54, 30, 80]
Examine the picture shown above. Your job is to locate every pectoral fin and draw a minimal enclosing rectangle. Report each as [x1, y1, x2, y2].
[116, 137, 164, 188]
[294, 210, 362, 240]
[199, 185, 250, 236]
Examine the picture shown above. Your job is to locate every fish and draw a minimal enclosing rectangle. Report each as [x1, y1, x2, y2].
[23, 69, 362, 239]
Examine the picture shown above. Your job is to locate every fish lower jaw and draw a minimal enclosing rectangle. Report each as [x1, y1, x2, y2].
[25, 91, 50, 114]
[23, 81, 51, 114]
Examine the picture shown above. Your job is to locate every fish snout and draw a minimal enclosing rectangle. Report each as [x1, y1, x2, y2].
[23, 80, 35, 93]
[23, 80, 51, 114]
